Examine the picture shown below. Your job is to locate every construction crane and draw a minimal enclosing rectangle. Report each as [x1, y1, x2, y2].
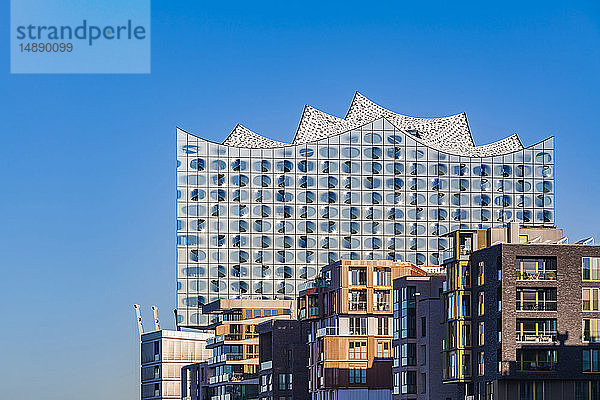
[151, 305, 160, 331]
[133, 304, 144, 337]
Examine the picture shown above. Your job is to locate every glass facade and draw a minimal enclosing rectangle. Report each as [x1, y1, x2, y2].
[176, 117, 554, 327]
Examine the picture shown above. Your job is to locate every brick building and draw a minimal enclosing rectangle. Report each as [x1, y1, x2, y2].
[257, 319, 310, 400]
[442, 224, 600, 399]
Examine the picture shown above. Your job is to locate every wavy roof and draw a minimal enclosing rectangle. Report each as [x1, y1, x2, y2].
[222, 92, 524, 157]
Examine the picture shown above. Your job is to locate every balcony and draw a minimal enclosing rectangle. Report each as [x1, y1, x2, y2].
[349, 303, 367, 311]
[517, 360, 557, 371]
[210, 395, 231, 400]
[316, 326, 338, 338]
[260, 360, 272, 371]
[308, 307, 320, 317]
[303, 277, 331, 290]
[517, 301, 557, 312]
[374, 302, 391, 312]
[516, 332, 557, 343]
[209, 353, 245, 365]
[516, 271, 557, 281]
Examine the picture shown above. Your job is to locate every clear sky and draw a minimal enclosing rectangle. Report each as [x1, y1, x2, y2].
[1, 1, 599, 399]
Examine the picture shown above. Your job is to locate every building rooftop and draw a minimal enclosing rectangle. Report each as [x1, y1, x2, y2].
[220, 92, 526, 157]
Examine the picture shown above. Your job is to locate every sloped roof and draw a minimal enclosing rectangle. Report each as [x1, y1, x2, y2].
[222, 92, 524, 157]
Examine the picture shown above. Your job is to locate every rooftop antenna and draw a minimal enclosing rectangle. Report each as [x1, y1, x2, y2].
[558, 237, 568, 244]
[174, 309, 181, 331]
[576, 237, 595, 245]
[151, 305, 160, 331]
[133, 304, 144, 337]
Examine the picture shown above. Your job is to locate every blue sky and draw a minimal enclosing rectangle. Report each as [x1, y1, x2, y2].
[1, 1, 599, 399]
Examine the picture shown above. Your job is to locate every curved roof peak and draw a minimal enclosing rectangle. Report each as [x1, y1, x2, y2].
[223, 124, 288, 148]
[219, 92, 525, 156]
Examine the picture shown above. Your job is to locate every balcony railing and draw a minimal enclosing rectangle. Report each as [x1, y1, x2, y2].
[260, 360, 272, 371]
[517, 301, 557, 312]
[308, 307, 320, 317]
[349, 303, 367, 311]
[374, 302, 390, 311]
[516, 332, 557, 343]
[302, 278, 331, 290]
[316, 326, 338, 338]
[516, 271, 557, 281]
[517, 361, 557, 371]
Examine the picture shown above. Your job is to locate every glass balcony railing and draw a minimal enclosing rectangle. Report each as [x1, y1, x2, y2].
[316, 326, 338, 338]
[517, 360, 557, 371]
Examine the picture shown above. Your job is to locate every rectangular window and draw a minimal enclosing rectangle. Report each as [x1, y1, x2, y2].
[462, 352, 471, 377]
[478, 351, 485, 376]
[349, 317, 367, 335]
[479, 322, 485, 346]
[401, 371, 417, 394]
[583, 257, 600, 281]
[462, 293, 471, 317]
[583, 288, 600, 311]
[279, 374, 285, 390]
[374, 267, 391, 286]
[519, 381, 544, 400]
[583, 319, 600, 343]
[421, 317, 426, 337]
[420, 373, 426, 393]
[348, 290, 367, 311]
[478, 292, 485, 316]
[374, 290, 391, 311]
[583, 349, 600, 372]
[153, 341, 160, 361]
[478, 261, 485, 286]
[349, 341, 367, 360]
[349, 367, 366, 384]
[401, 286, 417, 338]
[461, 321, 472, 347]
[377, 341, 390, 358]
[349, 267, 367, 285]
[401, 343, 416, 366]
[377, 316, 389, 335]
[517, 257, 557, 281]
[420, 345, 426, 365]
[278, 373, 292, 390]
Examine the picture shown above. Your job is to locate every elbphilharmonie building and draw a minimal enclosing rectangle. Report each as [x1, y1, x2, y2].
[176, 93, 554, 327]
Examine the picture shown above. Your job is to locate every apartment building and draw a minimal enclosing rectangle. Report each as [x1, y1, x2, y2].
[140, 330, 212, 400]
[257, 319, 310, 400]
[297, 260, 427, 400]
[392, 274, 462, 400]
[198, 299, 294, 400]
[182, 362, 210, 400]
[441, 224, 600, 399]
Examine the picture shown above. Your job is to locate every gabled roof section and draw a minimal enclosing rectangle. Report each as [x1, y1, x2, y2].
[218, 92, 526, 156]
